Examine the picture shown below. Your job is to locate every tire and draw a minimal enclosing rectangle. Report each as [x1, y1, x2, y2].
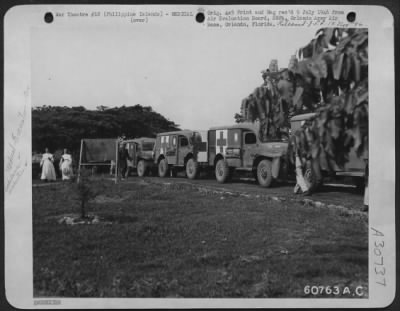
[158, 158, 169, 177]
[303, 160, 321, 191]
[215, 159, 230, 183]
[303, 166, 315, 190]
[186, 158, 199, 180]
[137, 160, 147, 177]
[257, 159, 273, 188]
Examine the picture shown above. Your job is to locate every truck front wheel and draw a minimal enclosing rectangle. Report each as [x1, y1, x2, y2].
[158, 158, 169, 177]
[186, 158, 199, 179]
[215, 159, 230, 183]
[137, 160, 147, 177]
[257, 159, 273, 188]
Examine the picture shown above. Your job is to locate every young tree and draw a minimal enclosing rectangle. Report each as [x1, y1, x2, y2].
[74, 169, 105, 219]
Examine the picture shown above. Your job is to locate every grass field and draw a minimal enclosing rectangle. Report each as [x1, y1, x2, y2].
[33, 178, 368, 298]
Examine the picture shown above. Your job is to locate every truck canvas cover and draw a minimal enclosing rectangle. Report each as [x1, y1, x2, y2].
[81, 138, 117, 163]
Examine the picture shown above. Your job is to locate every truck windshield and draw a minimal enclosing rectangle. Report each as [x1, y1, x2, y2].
[180, 137, 189, 147]
[142, 142, 155, 151]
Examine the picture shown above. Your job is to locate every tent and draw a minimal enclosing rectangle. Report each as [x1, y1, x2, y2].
[78, 138, 119, 182]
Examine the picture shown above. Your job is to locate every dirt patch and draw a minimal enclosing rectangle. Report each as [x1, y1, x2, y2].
[56, 213, 137, 225]
[57, 214, 110, 225]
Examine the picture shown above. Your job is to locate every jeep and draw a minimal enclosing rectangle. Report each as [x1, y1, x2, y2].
[124, 137, 156, 176]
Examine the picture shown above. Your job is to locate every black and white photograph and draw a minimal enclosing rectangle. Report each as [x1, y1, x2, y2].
[3, 4, 396, 308]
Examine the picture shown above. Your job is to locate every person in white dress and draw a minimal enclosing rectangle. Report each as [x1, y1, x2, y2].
[59, 148, 73, 180]
[40, 148, 57, 181]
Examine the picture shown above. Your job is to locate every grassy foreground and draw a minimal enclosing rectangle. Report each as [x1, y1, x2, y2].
[33, 179, 368, 298]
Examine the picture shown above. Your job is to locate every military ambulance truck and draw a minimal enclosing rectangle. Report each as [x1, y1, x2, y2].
[290, 113, 367, 190]
[208, 123, 288, 187]
[153, 130, 208, 179]
[124, 137, 156, 177]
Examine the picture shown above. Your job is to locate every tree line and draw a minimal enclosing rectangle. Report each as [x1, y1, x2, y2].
[32, 105, 180, 155]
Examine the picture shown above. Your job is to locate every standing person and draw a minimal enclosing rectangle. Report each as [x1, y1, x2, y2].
[59, 148, 73, 181]
[291, 129, 311, 196]
[125, 151, 134, 178]
[293, 152, 311, 196]
[40, 148, 56, 182]
[118, 142, 132, 180]
[110, 160, 116, 176]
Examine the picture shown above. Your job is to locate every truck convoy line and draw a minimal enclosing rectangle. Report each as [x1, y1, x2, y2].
[152, 123, 288, 188]
[123, 115, 366, 190]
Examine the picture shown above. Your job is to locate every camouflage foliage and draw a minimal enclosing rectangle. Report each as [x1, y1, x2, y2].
[238, 28, 368, 170]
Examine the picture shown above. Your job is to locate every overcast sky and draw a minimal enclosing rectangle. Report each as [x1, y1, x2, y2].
[32, 21, 318, 130]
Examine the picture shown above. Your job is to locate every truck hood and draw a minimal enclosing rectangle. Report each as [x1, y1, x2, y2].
[140, 150, 155, 160]
[257, 141, 288, 157]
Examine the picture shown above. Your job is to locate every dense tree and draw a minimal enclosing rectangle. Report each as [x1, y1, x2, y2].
[238, 28, 368, 174]
[32, 105, 180, 154]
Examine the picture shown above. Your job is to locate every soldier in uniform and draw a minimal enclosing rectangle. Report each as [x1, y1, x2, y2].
[118, 142, 132, 180]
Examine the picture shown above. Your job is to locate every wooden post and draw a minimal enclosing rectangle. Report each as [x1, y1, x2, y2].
[77, 139, 84, 183]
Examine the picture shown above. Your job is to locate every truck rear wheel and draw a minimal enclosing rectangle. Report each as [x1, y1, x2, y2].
[304, 166, 314, 190]
[215, 159, 230, 183]
[186, 158, 199, 179]
[158, 158, 169, 177]
[257, 159, 273, 188]
[303, 160, 321, 192]
[137, 160, 147, 177]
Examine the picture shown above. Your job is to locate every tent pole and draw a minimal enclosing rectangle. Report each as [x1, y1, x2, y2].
[77, 139, 83, 183]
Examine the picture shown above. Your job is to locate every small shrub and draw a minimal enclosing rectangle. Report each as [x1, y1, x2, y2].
[73, 169, 107, 218]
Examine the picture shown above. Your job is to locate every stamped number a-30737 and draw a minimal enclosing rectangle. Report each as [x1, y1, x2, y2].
[371, 227, 386, 286]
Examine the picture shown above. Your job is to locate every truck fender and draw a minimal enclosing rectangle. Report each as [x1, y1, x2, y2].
[214, 153, 225, 167]
[157, 155, 166, 164]
[253, 156, 280, 179]
[184, 152, 194, 165]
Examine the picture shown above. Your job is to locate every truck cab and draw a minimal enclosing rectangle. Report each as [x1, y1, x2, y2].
[154, 130, 208, 179]
[124, 137, 156, 176]
[208, 123, 288, 187]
